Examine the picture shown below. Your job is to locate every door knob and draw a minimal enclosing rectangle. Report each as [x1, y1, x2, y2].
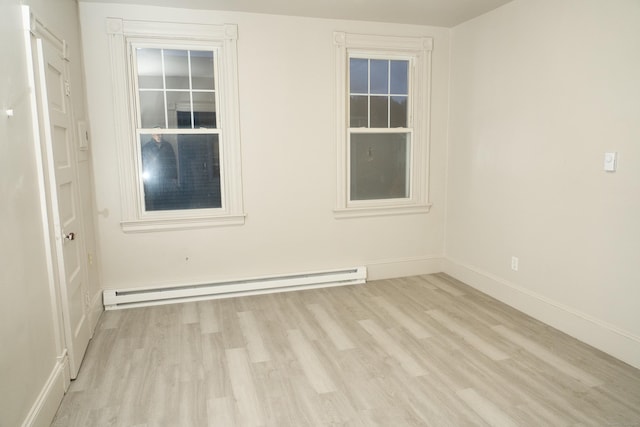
[64, 232, 76, 241]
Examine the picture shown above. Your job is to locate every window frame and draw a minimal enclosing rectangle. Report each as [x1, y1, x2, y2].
[107, 19, 245, 232]
[333, 32, 433, 218]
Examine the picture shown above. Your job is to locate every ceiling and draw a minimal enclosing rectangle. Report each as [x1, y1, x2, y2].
[79, 0, 514, 27]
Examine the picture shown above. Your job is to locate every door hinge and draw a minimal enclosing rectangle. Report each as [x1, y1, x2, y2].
[65, 81, 71, 97]
[63, 40, 70, 62]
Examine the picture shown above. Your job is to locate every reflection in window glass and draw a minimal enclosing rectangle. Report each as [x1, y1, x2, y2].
[166, 91, 192, 128]
[140, 133, 221, 211]
[350, 133, 409, 200]
[136, 48, 163, 89]
[163, 49, 190, 89]
[191, 51, 215, 90]
[139, 91, 166, 128]
[192, 92, 216, 124]
[136, 46, 221, 213]
[135, 48, 217, 130]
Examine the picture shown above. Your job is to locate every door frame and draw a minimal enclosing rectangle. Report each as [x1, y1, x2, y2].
[25, 6, 92, 381]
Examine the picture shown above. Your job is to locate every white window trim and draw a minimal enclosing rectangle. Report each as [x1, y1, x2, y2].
[107, 19, 245, 232]
[333, 31, 433, 218]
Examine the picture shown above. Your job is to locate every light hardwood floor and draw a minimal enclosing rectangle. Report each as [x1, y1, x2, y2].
[52, 274, 640, 426]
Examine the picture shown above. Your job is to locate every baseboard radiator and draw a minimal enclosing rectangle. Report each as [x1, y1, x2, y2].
[103, 266, 367, 310]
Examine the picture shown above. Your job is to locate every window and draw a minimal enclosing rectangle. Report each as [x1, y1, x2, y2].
[135, 47, 220, 212]
[334, 32, 433, 217]
[107, 20, 244, 232]
[349, 58, 410, 201]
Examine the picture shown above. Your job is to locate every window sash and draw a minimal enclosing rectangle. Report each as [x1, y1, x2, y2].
[348, 56, 413, 131]
[131, 43, 220, 131]
[136, 129, 224, 214]
[131, 43, 226, 216]
[347, 55, 414, 204]
[348, 128, 413, 203]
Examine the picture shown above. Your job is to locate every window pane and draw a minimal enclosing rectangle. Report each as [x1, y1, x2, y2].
[177, 134, 221, 209]
[166, 91, 191, 128]
[136, 48, 163, 89]
[191, 51, 215, 90]
[370, 60, 389, 94]
[390, 96, 408, 128]
[350, 133, 409, 200]
[370, 96, 388, 128]
[192, 92, 216, 128]
[139, 91, 166, 128]
[349, 58, 368, 94]
[163, 49, 190, 90]
[140, 133, 221, 211]
[390, 60, 409, 95]
[350, 95, 368, 128]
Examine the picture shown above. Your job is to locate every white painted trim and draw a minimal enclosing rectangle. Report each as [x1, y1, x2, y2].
[25, 8, 64, 53]
[334, 203, 432, 219]
[443, 258, 640, 370]
[21, 354, 68, 427]
[121, 212, 246, 232]
[367, 256, 443, 280]
[22, 5, 68, 363]
[107, 19, 245, 232]
[88, 289, 104, 334]
[107, 18, 237, 41]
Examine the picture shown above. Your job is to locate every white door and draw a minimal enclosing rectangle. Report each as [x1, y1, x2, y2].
[33, 34, 91, 379]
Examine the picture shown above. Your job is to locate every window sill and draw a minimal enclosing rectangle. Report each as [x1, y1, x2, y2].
[121, 213, 246, 233]
[333, 203, 432, 219]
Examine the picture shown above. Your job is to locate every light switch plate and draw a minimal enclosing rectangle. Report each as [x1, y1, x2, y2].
[604, 152, 617, 172]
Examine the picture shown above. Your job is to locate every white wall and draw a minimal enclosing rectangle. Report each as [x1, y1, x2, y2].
[446, 0, 640, 368]
[0, 3, 60, 424]
[0, 0, 100, 425]
[79, 3, 450, 290]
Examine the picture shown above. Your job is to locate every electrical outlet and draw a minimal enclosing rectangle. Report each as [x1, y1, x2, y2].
[511, 256, 519, 271]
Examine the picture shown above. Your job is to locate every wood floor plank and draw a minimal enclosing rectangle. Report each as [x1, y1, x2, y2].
[422, 274, 466, 297]
[456, 387, 518, 427]
[226, 347, 266, 426]
[492, 324, 603, 387]
[238, 310, 271, 363]
[306, 303, 356, 351]
[197, 300, 219, 334]
[287, 329, 337, 394]
[52, 274, 640, 426]
[371, 296, 432, 339]
[427, 309, 510, 361]
[207, 397, 237, 427]
[181, 301, 199, 324]
[358, 318, 428, 377]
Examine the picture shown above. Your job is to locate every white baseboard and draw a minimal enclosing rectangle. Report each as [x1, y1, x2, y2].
[443, 258, 640, 370]
[367, 256, 443, 280]
[21, 353, 69, 427]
